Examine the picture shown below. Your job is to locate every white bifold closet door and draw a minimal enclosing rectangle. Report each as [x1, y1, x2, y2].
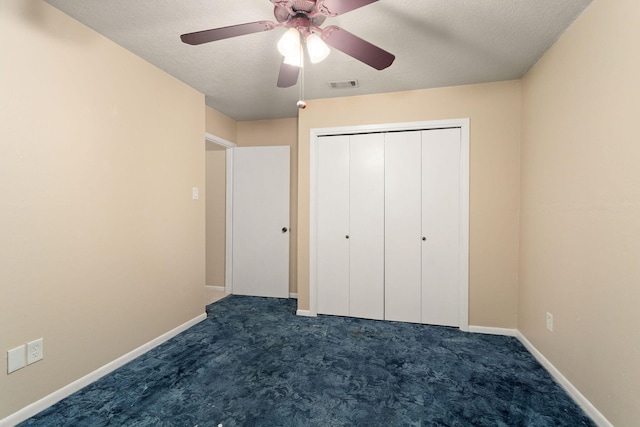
[316, 134, 385, 320]
[317, 136, 350, 316]
[421, 128, 461, 326]
[384, 131, 423, 323]
[349, 134, 385, 320]
[316, 128, 462, 327]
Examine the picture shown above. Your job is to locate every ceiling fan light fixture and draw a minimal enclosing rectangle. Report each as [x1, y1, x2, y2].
[277, 27, 301, 57]
[284, 50, 304, 68]
[306, 33, 330, 63]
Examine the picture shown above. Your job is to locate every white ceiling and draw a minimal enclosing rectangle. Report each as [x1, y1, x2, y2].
[44, 0, 592, 121]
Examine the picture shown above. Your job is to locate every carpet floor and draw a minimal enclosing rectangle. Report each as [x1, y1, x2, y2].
[20, 295, 594, 426]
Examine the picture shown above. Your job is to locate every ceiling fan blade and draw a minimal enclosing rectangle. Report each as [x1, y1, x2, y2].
[321, 26, 395, 70]
[318, 0, 378, 16]
[277, 60, 300, 88]
[181, 21, 276, 45]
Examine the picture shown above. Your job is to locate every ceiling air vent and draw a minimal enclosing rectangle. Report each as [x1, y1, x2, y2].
[328, 80, 359, 89]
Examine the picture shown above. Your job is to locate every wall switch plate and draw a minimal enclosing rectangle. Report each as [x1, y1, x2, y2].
[546, 312, 554, 332]
[27, 338, 44, 365]
[8, 345, 26, 374]
[192, 187, 199, 200]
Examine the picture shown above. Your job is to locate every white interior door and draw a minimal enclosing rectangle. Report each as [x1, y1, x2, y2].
[232, 146, 290, 298]
[422, 128, 461, 326]
[316, 136, 350, 316]
[385, 131, 423, 323]
[349, 134, 385, 320]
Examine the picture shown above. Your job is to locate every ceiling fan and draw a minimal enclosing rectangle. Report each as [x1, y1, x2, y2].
[180, 0, 395, 88]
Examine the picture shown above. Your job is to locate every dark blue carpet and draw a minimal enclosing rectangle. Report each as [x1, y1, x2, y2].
[21, 296, 594, 426]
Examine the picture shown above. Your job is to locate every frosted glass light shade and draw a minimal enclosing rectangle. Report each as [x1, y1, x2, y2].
[284, 50, 303, 68]
[306, 33, 330, 63]
[278, 28, 301, 57]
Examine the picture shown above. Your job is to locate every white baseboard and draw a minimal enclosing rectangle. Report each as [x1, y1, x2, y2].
[296, 309, 316, 317]
[516, 332, 612, 427]
[1, 313, 207, 427]
[469, 326, 611, 426]
[289, 293, 298, 299]
[205, 285, 226, 292]
[469, 325, 518, 336]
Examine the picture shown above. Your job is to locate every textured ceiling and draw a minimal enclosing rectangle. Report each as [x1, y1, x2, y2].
[44, 0, 592, 121]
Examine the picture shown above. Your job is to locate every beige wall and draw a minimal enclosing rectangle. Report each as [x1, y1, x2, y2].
[297, 81, 522, 327]
[205, 151, 227, 287]
[0, 0, 205, 419]
[205, 106, 237, 143]
[520, 0, 640, 424]
[237, 119, 299, 294]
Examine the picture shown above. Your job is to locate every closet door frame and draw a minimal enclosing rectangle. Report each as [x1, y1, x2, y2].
[309, 119, 470, 331]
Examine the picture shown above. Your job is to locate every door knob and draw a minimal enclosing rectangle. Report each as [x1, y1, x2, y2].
[422, 236, 426, 241]
[282, 227, 288, 233]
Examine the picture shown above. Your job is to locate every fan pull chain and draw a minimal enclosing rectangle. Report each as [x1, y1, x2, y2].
[297, 41, 307, 109]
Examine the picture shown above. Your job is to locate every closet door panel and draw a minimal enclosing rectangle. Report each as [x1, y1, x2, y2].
[422, 128, 461, 326]
[384, 131, 422, 323]
[349, 134, 385, 320]
[317, 136, 350, 316]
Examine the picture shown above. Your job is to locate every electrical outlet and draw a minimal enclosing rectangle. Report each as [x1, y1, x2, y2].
[8, 345, 26, 374]
[192, 187, 199, 200]
[27, 338, 44, 365]
[546, 312, 554, 332]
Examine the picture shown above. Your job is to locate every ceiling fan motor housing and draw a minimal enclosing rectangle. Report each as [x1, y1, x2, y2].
[274, 3, 326, 28]
[292, 1, 317, 13]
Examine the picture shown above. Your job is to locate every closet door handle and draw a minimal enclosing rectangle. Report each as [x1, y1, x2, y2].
[345, 235, 350, 239]
[282, 227, 288, 233]
[422, 236, 426, 241]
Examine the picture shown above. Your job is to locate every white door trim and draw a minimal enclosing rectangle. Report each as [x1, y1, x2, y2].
[205, 132, 236, 149]
[204, 133, 237, 295]
[309, 119, 470, 331]
[225, 149, 234, 295]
